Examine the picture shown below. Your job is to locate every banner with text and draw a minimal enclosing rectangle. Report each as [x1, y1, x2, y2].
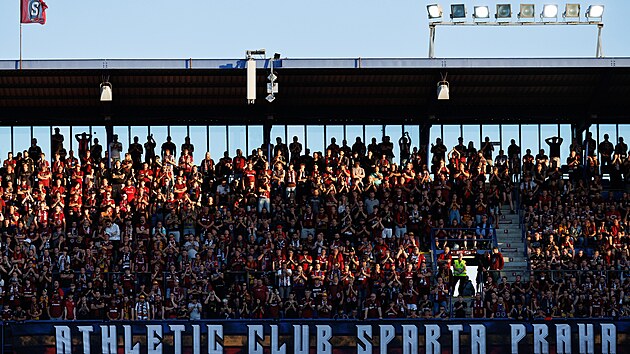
[6, 319, 629, 354]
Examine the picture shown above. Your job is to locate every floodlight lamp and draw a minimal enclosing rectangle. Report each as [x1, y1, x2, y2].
[563, 4, 580, 18]
[437, 81, 449, 100]
[427, 4, 443, 19]
[586, 5, 604, 19]
[473, 6, 490, 20]
[100, 82, 112, 102]
[450, 4, 466, 20]
[541, 4, 558, 19]
[495, 4, 512, 19]
[518, 4, 535, 19]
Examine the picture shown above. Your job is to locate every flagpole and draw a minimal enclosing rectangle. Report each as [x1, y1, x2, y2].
[19, 23, 23, 70]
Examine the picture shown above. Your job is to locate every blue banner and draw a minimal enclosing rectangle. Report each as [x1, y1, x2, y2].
[4, 319, 629, 354]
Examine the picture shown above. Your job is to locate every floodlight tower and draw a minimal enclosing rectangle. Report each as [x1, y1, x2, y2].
[426, 3, 605, 58]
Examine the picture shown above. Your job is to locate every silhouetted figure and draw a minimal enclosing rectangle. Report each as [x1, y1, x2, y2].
[129, 136, 144, 168]
[28, 138, 42, 163]
[162, 136, 176, 159]
[181, 136, 195, 158]
[91, 138, 103, 164]
[51, 127, 67, 159]
[599, 134, 614, 172]
[145, 135, 156, 164]
[289, 136, 302, 163]
[399, 132, 412, 165]
[75, 132, 92, 159]
[545, 136, 563, 170]
[352, 137, 366, 157]
[109, 134, 123, 166]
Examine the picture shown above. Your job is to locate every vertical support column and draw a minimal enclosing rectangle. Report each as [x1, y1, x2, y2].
[264, 116, 273, 163]
[246, 126, 250, 155]
[429, 24, 437, 59]
[206, 126, 210, 153]
[362, 125, 366, 144]
[50, 126, 53, 160]
[225, 126, 229, 155]
[420, 123, 432, 166]
[596, 23, 604, 58]
[105, 125, 114, 168]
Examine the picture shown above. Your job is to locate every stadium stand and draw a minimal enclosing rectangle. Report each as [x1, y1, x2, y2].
[0, 129, 627, 322]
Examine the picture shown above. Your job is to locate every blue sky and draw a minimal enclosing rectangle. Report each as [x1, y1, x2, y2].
[0, 1, 628, 163]
[0, 1, 628, 60]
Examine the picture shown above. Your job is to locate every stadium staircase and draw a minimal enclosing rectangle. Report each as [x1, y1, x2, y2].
[496, 211, 528, 282]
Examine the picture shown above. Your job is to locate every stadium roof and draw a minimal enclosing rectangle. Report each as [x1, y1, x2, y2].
[0, 57, 629, 126]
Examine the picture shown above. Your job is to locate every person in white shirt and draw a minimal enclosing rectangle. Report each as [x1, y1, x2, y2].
[188, 298, 202, 320]
[105, 220, 120, 241]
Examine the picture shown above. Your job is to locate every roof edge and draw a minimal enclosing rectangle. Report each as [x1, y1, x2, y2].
[0, 57, 629, 71]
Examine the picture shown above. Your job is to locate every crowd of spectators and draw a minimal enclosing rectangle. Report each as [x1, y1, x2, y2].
[0, 128, 627, 322]
[522, 132, 630, 319]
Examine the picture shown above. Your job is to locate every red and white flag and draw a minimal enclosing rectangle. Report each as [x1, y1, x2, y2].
[21, 0, 48, 25]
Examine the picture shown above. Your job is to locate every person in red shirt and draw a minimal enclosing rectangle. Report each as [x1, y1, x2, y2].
[106, 299, 121, 320]
[243, 162, 256, 190]
[252, 279, 269, 303]
[122, 179, 137, 203]
[489, 247, 505, 281]
[233, 149, 246, 178]
[48, 293, 64, 320]
[50, 205, 66, 230]
[63, 296, 76, 320]
[300, 290, 315, 319]
[363, 293, 382, 319]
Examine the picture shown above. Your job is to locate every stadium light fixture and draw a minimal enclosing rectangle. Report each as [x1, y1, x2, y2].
[437, 81, 449, 100]
[427, 4, 443, 20]
[563, 4, 580, 19]
[437, 73, 449, 100]
[427, 2, 604, 58]
[586, 5, 604, 20]
[495, 4, 512, 19]
[450, 4, 467, 21]
[518, 4, 535, 19]
[100, 81, 112, 102]
[473, 6, 490, 21]
[541, 4, 559, 21]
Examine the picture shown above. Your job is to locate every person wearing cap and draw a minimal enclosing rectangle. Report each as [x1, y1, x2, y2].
[134, 295, 151, 320]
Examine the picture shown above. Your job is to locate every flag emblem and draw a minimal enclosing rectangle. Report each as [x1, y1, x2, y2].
[21, 0, 48, 25]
